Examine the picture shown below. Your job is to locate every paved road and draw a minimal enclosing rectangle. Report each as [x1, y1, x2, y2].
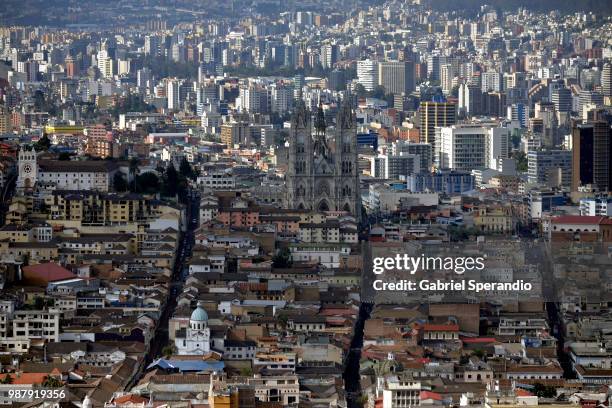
[129, 190, 200, 387]
[343, 241, 375, 408]
[0, 173, 16, 226]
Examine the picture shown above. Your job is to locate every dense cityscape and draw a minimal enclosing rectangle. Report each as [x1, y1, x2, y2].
[0, 0, 611, 407]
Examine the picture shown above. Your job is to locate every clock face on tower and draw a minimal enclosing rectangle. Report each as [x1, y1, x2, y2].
[23, 164, 33, 174]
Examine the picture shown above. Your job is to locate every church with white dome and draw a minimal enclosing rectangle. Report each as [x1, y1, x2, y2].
[175, 301, 211, 355]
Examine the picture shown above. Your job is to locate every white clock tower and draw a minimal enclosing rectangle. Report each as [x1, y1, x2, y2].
[17, 145, 38, 192]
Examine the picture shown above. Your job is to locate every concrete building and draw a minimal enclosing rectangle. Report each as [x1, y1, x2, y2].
[419, 101, 456, 152]
[572, 121, 612, 193]
[382, 377, 421, 408]
[378, 61, 415, 95]
[357, 59, 378, 91]
[437, 124, 509, 171]
[221, 122, 250, 147]
[174, 302, 211, 355]
[407, 170, 475, 194]
[391, 141, 433, 172]
[527, 149, 572, 187]
[579, 196, 612, 216]
[17, 146, 120, 193]
[371, 153, 420, 180]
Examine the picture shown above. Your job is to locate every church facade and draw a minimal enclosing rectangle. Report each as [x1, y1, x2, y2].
[16, 145, 119, 194]
[175, 301, 211, 355]
[286, 101, 361, 219]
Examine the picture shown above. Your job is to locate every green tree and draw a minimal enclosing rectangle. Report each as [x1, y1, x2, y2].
[113, 173, 128, 192]
[179, 157, 195, 180]
[277, 314, 289, 328]
[354, 83, 367, 98]
[42, 376, 63, 388]
[275, 130, 289, 146]
[35, 134, 51, 151]
[371, 85, 386, 100]
[162, 163, 180, 198]
[239, 367, 253, 376]
[272, 247, 292, 268]
[129, 158, 140, 192]
[161, 345, 175, 358]
[384, 93, 395, 108]
[472, 349, 485, 358]
[514, 151, 528, 172]
[532, 383, 556, 398]
[34, 296, 46, 310]
[133, 172, 160, 194]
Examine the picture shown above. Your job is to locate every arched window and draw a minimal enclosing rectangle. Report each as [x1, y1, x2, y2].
[318, 200, 329, 212]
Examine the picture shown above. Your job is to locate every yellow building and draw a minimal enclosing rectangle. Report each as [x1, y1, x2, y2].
[45, 192, 158, 225]
[0, 224, 33, 242]
[44, 125, 84, 135]
[220, 122, 249, 147]
[474, 205, 516, 233]
[0, 106, 10, 134]
[0, 241, 59, 264]
[489, 175, 520, 193]
[5, 196, 33, 224]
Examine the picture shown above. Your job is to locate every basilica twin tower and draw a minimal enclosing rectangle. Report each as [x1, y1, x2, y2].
[286, 100, 361, 220]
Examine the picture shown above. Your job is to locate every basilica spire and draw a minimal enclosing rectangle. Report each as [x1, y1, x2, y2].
[314, 102, 326, 133]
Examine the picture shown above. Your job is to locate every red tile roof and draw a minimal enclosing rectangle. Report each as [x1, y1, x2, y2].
[0, 373, 48, 385]
[420, 391, 443, 401]
[423, 323, 459, 332]
[22, 262, 76, 283]
[462, 337, 497, 344]
[516, 389, 534, 397]
[551, 216, 608, 225]
[113, 395, 148, 404]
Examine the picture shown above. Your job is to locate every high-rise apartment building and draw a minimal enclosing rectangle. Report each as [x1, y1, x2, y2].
[392, 141, 433, 172]
[419, 101, 456, 152]
[378, 61, 415, 95]
[507, 103, 530, 128]
[0, 105, 10, 134]
[481, 71, 502, 92]
[602, 62, 612, 98]
[97, 50, 113, 78]
[572, 121, 612, 193]
[357, 59, 378, 91]
[458, 83, 482, 116]
[527, 149, 572, 187]
[552, 87, 572, 114]
[167, 79, 182, 111]
[440, 63, 455, 95]
[371, 154, 420, 180]
[437, 124, 509, 171]
[320, 44, 338, 69]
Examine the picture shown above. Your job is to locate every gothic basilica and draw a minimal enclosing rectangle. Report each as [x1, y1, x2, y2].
[286, 100, 361, 219]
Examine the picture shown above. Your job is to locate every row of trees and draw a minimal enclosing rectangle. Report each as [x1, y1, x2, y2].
[113, 158, 197, 203]
[109, 94, 156, 120]
[353, 84, 395, 107]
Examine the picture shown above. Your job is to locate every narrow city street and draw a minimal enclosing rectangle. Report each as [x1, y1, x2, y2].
[131, 190, 200, 385]
[344, 241, 375, 407]
[344, 302, 373, 408]
[0, 173, 16, 226]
